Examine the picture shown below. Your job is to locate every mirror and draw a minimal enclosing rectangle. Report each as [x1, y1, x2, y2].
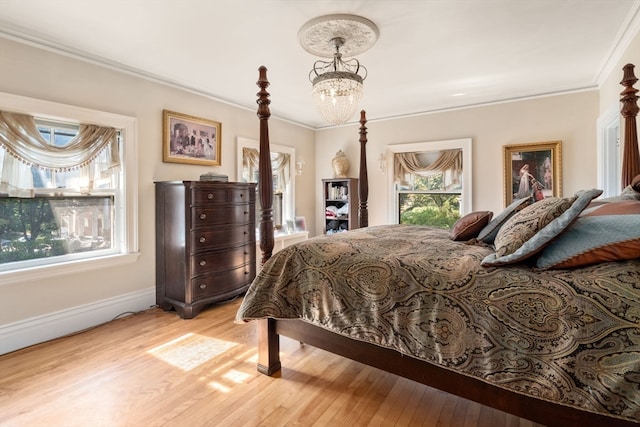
[236, 137, 295, 233]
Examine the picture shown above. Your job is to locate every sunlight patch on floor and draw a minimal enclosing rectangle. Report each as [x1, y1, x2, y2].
[148, 333, 237, 371]
[223, 368, 252, 384]
[209, 381, 231, 393]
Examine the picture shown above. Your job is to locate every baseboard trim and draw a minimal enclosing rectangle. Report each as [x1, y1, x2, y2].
[0, 288, 155, 355]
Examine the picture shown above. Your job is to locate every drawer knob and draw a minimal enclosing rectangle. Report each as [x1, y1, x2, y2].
[199, 260, 206, 266]
[199, 236, 206, 243]
[240, 193, 245, 198]
[207, 193, 213, 199]
[200, 213, 206, 220]
[199, 283, 207, 290]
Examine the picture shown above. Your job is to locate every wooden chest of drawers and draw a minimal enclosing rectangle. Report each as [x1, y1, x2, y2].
[155, 181, 256, 318]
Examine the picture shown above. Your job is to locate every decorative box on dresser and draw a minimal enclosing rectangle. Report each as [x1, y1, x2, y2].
[155, 181, 256, 319]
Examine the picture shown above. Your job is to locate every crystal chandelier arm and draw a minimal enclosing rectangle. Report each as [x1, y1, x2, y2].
[309, 58, 367, 82]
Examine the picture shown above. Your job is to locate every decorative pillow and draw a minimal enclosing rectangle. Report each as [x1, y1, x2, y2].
[481, 188, 603, 267]
[536, 200, 640, 269]
[493, 196, 576, 257]
[592, 184, 640, 203]
[450, 211, 493, 241]
[477, 197, 533, 244]
[632, 174, 640, 192]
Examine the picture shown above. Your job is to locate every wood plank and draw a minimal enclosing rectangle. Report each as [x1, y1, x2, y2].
[0, 298, 545, 427]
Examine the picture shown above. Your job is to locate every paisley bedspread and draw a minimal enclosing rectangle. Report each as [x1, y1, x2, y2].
[236, 225, 640, 422]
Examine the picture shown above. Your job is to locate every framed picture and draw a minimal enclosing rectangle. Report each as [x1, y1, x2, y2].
[294, 216, 307, 232]
[285, 219, 295, 234]
[163, 110, 221, 166]
[503, 141, 562, 206]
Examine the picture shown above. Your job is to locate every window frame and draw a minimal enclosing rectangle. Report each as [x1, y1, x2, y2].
[236, 136, 296, 231]
[0, 92, 139, 285]
[386, 138, 472, 224]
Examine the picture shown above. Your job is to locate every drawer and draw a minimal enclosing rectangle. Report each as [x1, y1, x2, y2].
[190, 225, 254, 251]
[191, 263, 254, 300]
[190, 245, 253, 275]
[191, 205, 253, 227]
[191, 186, 254, 205]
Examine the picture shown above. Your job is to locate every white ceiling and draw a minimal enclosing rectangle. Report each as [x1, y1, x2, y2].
[1, 0, 639, 129]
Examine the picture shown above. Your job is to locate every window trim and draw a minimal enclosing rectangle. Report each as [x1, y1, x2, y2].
[597, 102, 621, 197]
[386, 138, 472, 224]
[0, 92, 139, 285]
[236, 136, 296, 226]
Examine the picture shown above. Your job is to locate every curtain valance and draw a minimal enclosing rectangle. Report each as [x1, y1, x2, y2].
[242, 147, 290, 192]
[0, 110, 120, 197]
[394, 149, 462, 187]
[0, 111, 119, 171]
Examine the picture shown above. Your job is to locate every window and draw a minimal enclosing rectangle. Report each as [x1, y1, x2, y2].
[236, 137, 295, 233]
[387, 138, 472, 227]
[0, 93, 138, 280]
[1, 122, 118, 266]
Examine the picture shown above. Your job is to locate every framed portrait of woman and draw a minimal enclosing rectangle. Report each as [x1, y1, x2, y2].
[503, 141, 562, 206]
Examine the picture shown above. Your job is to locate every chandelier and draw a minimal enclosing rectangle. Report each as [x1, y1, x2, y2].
[299, 14, 379, 125]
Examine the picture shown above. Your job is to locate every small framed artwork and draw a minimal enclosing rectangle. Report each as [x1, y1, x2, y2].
[503, 141, 562, 206]
[294, 216, 307, 232]
[163, 110, 221, 166]
[285, 219, 295, 234]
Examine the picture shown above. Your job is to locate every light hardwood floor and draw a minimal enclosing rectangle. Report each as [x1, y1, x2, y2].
[0, 298, 544, 427]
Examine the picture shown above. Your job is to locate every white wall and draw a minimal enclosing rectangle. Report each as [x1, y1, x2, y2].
[0, 38, 315, 352]
[314, 90, 600, 231]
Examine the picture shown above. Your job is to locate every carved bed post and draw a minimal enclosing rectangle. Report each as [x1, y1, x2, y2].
[620, 63, 640, 188]
[256, 66, 281, 375]
[358, 110, 369, 228]
[256, 66, 274, 264]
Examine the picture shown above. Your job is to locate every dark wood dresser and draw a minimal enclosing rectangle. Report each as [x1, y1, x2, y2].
[155, 181, 256, 319]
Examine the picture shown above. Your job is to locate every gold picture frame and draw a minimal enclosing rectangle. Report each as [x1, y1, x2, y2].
[503, 141, 562, 206]
[163, 110, 221, 166]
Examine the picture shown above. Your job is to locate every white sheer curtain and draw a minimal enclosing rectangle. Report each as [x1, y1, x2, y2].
[0, 110, 119, 197]
[394, 149, 462, 188]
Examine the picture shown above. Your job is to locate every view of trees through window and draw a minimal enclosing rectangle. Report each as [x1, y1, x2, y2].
[398, 172, 461, 228]
[0, 196, 114, 264]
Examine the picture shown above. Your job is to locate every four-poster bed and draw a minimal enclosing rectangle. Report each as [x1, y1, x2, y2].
[238, 65, 640, 426]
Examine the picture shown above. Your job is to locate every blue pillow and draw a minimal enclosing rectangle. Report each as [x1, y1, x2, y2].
[536, 200, 640, 269]
[481, 189, 603, 267]
[477, 196, 533, 244]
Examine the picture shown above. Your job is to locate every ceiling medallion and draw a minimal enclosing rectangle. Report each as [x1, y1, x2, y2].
[299, 14, 379, 125]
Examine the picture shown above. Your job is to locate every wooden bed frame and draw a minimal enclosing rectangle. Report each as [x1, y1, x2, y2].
[252, 64, 640, 427]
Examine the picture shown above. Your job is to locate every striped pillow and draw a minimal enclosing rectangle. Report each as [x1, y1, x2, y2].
[537, 200, 640, 269]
